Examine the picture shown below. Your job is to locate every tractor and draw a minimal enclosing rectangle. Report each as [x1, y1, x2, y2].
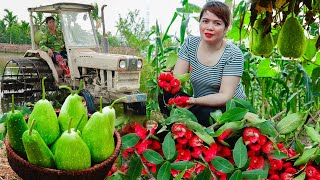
[0, 3, 147, 114]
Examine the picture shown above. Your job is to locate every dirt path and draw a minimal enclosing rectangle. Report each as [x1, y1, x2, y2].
[0, 145, 21, 180]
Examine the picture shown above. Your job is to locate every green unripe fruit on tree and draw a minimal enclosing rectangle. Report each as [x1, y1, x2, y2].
[249, 18, 274, 57]
[277, 16, 306, 58]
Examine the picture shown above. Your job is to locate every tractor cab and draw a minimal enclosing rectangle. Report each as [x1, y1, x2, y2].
[1, 3, 146, 114]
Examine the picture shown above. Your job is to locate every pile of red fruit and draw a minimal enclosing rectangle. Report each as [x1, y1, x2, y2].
[109, 123, 320, 179]
[168, 96, 190, 108]
[171, 123, 233, 179]
[242, 127, 320, 180]
[158, 72, 181, 94]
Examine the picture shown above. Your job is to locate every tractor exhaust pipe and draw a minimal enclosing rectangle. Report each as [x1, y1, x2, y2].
[101, 4, 109, 53]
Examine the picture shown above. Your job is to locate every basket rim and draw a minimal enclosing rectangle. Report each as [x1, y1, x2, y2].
[5, 129, 122, 175]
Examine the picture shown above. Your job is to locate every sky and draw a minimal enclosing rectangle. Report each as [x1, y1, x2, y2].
[0, 0, 210, 36]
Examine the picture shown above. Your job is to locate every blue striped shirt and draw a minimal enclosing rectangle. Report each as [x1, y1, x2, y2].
[178, 35, 246, 99]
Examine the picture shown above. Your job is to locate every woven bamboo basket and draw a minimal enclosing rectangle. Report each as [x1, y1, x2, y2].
[5, 129, 121, 180]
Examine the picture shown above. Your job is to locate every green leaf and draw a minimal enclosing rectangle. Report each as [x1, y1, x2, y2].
[226, 99, 236, 110]
[127, 156, 142, 180]
[294, 172, 306, 180]
[233, 98, 257, 114]
[303, 38, 317, 60]
[294, 148, 318, 166]
[244, 112, 266, 126]
[210, 110, 223, 123]
[115, 116, 129, 127]
[257, 121, 278, 137]
[212, 121, 243, 137]
[311, 67, 320, 96]
[211, 156, 234, 173]
[270, 150, 288, 160]
[257, 58, 278, 78]
[304, 125, 320, 143]
[174, 73, 190, 83]
[233, 137, 248, 168]
[194, 131, 215, 146]
[166, 52, 178, 69]
[218, 107, 248, 124]
[173, 168, 187, 180]
[142, 149, 164, 165]
[242, 169, 268, 179]
[162, 132, 176, 160]
[157, 161, 171, 180]
[229, 170, 243, 180]
[195, 167, 212, 180]
[122, 133, 140, 149]
[170, 161, 196, 170]
[276, 112, 307, 135]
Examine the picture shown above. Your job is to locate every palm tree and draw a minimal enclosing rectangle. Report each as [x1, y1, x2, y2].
[91, 2, 101, 29]
[20, 20, 30, 44]
[3, 9, 18, 44]
[0, 19, 7, 42]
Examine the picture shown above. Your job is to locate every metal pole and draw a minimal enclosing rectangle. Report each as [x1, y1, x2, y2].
[101, 4, 109, 53]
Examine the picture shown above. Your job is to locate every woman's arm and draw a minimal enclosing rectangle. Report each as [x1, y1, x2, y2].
[173, 58, 190, 75]
[187, 76, 240, 107]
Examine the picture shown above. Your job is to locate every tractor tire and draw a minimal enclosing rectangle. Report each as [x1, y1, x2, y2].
[79, 89, 96, 114]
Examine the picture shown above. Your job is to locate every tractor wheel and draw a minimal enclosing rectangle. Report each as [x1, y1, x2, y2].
[79, 89, 96, 114]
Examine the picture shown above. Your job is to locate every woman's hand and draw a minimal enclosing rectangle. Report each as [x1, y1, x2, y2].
[186, 97, 197, 105]
[48, 48, 53, 57]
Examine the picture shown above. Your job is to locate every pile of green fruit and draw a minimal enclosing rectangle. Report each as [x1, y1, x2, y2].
[7, 77, 117, 170]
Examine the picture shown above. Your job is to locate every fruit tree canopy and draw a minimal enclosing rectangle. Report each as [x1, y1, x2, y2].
[28, 3, 93, 13]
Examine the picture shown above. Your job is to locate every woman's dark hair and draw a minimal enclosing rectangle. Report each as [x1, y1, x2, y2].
[45, 16, 55, 23]
[199, 1, 231, 28]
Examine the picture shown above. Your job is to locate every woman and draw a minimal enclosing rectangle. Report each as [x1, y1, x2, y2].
[173, 1, 246, 127]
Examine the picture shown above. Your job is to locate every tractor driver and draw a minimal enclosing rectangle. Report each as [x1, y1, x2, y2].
[39, 16, 70, 77]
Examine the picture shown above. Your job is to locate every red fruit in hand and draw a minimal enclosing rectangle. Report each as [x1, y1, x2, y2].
[173, 96, 189, 108]
[217, 129, 233, 143]
[170, 78, 181, 88]
[163, 83, 172, 92]
[158, 80, 166, 88]
[188, 135, 203, 147]
[243, 127, 261, 144]
[171, 123, 187, 138]
[171, 86, 180, 94]
[166, 73, 174, 81]
[158, 73, 167, 81]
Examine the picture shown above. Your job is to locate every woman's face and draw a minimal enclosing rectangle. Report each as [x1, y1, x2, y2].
[47, 19, 56, 31]
[199, 10, 228, 45]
